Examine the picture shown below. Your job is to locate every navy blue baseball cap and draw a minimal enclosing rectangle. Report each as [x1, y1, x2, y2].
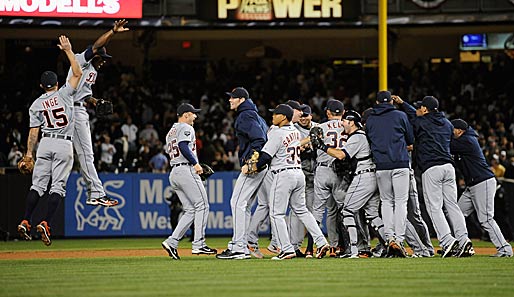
[269, 104, 293, 121]
[96, 47, 112, 59]
[300, 104, 312, 117]
[285, 100, 302, 110]
[414, 96, 439, 111]
[226, 87, 249, 99]
[377, 90, 392, 102]
[451, 119, 468, 130]
[326, 99, 344, 113]
[40, 71, 58, 88]
[177, 103, 201, 116]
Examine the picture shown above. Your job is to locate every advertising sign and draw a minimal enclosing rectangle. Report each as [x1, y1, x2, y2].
[0, 0, 143, 19]
[64, 172, 265, 237]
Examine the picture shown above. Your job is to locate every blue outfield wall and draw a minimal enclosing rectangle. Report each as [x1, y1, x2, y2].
[64, 172, 272, 237]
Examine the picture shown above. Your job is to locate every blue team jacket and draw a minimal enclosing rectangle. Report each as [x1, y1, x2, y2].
[450, 127, 494, 187]
[365, 103, 413, 170]
[234, 99, 268, 167]
[401, 102, 454, 173]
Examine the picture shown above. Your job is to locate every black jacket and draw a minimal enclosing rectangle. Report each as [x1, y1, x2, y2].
[451, 127, 494, 186]
[234, 99, 268, 167]
[401, 102, 454, 173]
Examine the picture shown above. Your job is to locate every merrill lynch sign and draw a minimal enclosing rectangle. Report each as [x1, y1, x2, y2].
[218, 0, 343, 20]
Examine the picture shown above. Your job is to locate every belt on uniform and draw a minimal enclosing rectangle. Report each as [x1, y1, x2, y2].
[74, 102, 87, 107]
[271, 167, 301, 174]
[171, 162, 190, 169]
[316, 162, 330, 167]
[354, 168, 375, 175]
[42, 133, 73, 141]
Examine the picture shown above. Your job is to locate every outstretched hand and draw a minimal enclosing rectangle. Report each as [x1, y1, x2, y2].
[57, 35, 72, 52]
[113, 19, 129, 33]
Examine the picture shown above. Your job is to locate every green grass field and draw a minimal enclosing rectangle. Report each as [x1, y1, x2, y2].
[1, 238, 513, 297]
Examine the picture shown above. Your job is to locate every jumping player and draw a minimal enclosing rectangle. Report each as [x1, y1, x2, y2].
[17, 35, 82, 246]
[68, 19, 129, 207]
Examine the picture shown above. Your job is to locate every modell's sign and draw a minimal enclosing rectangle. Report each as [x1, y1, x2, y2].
[0, 0, 142, 18]
[218, 0, 343, 20]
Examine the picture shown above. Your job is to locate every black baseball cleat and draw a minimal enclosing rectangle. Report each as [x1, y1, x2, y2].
[162, 241, 180, 260]
[442, 239, 459, 258]
[295, 249, 306, 258]
[271, 251, 296, 260]
[192, 246, 217, 255]
[455, 239, 473, 257]
[216, 249, 247, 260]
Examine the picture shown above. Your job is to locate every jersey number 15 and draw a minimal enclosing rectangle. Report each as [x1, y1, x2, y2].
[42, 107, 69, 128]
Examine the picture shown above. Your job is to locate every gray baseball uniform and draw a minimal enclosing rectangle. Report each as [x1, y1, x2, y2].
[451, 124, 512, 256]
[246, 125, 281, 253]
[162, 123, 209, 250]
[288, 122, 318, 250]
[340, 130, 387, 257]
[66, 50, 106, 200]
[313, 119, 349, 235]
[264, 124, 328, 253]
[30, 84, 76, 197]
[404, 168, 435, 256]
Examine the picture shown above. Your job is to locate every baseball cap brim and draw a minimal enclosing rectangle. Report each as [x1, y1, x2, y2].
[413, 101, 423, 109]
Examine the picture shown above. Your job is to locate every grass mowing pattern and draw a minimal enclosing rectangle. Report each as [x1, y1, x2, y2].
[1, 238, 513, 297]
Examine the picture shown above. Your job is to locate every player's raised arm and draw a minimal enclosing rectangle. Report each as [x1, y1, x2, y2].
[92, 19, 129, 52]
[58, 35, 82, 89]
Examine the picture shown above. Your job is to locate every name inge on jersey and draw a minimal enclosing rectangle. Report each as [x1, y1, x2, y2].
[42, 96, 59, 109]
[0, 0, 121, 14]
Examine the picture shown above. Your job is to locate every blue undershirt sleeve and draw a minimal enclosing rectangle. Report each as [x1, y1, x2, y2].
[178, 141, 198, 165]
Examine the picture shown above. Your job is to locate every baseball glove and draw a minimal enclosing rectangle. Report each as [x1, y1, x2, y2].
[199, 163, 214, 181]
[96, 99, 113, 117]
[332, 158, 353, 184]
[309, 126, 327, 152]
[245, 150, 260, 174]
[17, 155, 34, 175]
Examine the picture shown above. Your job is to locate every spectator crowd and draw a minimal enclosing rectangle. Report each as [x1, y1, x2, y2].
[1, 54, 514, 180]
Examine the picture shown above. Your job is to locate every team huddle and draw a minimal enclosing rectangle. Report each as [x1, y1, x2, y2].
[14, 20, 512, 259]
[162, 87, 513, 260]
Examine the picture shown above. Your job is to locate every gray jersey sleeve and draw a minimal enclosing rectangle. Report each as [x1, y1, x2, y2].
[28, 101, 44, 128]
[261, 128, 282, 158]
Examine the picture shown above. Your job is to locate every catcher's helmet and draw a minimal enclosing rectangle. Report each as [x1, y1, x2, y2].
[342, 110, 363, 128]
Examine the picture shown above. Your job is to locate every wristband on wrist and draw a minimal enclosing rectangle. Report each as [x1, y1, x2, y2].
[111, 28, 116, 34]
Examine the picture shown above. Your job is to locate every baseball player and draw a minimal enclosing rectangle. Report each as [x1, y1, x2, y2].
[217, 87, 269, 260]
[247, 100, 305, 258]
[17, 36, 82, 246]
[311, 99, 349, 255]
[394, 95, 473, 257]
[404, 167, 436, 257]
[451, 119, 512, 257]
[161, 103, 217, 260]
[293, 104, 317, 257]
[312, 110, 387, 258]
[68, 19, 129, 207]
[242, 104, 330, 260]
[366, 91, 413, 257]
